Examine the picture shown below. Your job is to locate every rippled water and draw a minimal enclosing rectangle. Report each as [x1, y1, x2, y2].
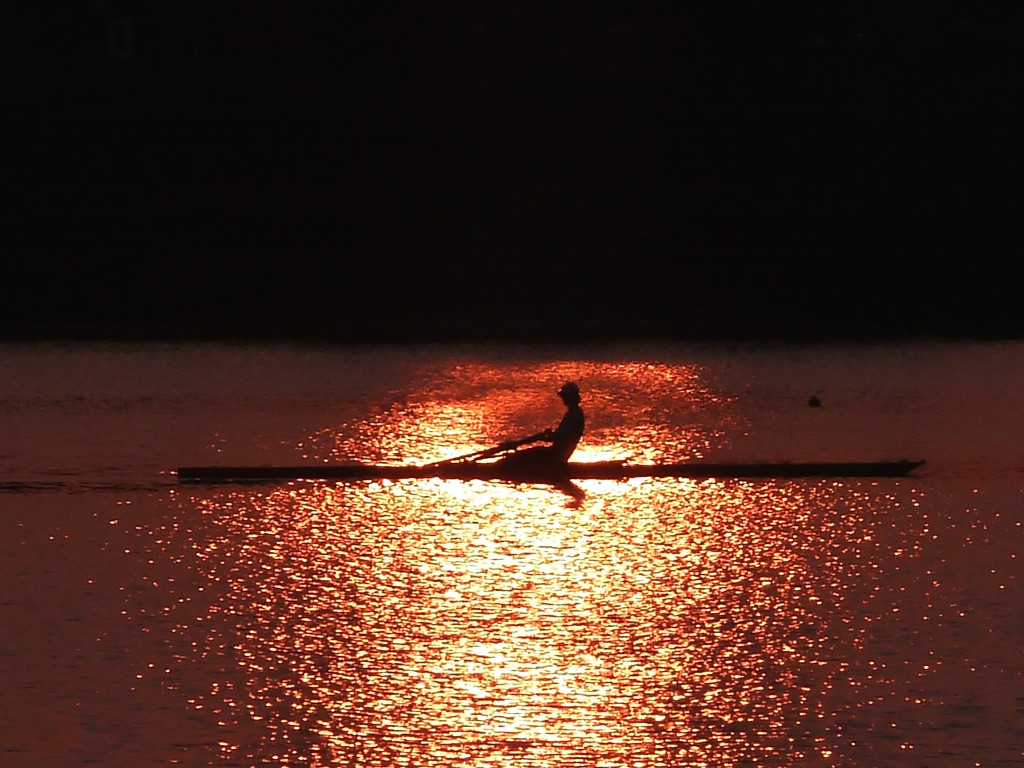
[0, 341, 1021, 766]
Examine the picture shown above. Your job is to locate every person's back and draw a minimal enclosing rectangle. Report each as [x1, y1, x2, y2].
[549, 398, 584, 462]
[498, 381, 584, 474]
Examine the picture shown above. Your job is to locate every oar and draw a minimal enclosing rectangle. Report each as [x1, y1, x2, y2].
[425, 432, 546, 468]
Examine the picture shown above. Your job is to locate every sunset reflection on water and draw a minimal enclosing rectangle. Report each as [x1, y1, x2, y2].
[169, 474, 924, 767]
[155, 356, 933, 766]
[300, 358, 730, 467]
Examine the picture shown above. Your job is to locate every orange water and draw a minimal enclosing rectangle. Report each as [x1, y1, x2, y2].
[0, 341, 1020, 766]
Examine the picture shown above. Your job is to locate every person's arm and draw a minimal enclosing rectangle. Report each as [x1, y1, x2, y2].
[544, 413, 570, 442]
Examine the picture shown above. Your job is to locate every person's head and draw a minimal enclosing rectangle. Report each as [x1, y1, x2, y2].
[557, 381, 580, 406]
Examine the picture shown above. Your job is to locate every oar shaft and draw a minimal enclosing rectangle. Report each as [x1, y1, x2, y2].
[426, 431, 547, 467]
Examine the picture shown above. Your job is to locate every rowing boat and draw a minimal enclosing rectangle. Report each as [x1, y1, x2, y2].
[176, 459, 925, 483]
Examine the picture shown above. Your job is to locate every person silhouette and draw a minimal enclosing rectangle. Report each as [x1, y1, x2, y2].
[497, 381, 585, 475]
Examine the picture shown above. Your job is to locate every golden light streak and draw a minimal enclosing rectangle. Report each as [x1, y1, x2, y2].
[133, 355, 934, 766]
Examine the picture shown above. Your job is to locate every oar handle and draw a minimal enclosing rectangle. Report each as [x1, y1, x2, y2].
[499, 431, 548, 452]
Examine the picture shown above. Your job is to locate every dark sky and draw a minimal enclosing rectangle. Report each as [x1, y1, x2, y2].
[4, 4, 1022, 343]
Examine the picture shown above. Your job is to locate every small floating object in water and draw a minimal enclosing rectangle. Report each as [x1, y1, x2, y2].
[808, 395, 822, 407]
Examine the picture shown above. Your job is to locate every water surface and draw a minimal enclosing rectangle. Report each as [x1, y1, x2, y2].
[0, 341, 1020, 766]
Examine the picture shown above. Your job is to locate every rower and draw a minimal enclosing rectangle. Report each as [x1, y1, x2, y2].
[498, 381, 585, 473]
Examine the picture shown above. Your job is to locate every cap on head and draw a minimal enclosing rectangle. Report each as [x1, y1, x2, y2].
[557, 381, 580, 402]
